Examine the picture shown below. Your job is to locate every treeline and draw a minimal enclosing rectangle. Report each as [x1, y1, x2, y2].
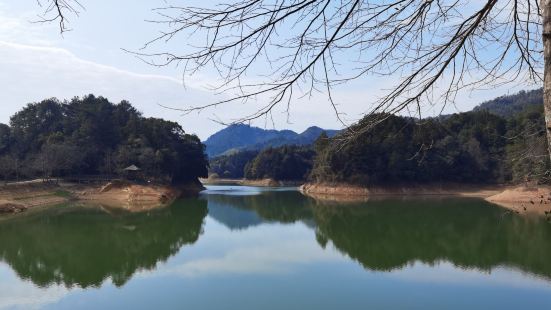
[312, 106, 548, 185]
[210, 105, 549, 184]
[244, 146, 315, 181]
[0, 95, 208, 184]
[209, 150, 259, 178]
[473, 88, 542, 118]
[209, 146, 315, 180]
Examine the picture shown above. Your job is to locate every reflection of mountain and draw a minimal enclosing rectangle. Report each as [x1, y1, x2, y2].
[205, 191, 314, 230]
[310, 199, 551, 278]
[207, 198, 264, 230]
[0, 199, 207, 288]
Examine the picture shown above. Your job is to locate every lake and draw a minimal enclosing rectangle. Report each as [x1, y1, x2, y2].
[1, 185, 551, 309]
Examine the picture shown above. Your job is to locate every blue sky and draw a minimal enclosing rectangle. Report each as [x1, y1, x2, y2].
[0, 0, 536, 139]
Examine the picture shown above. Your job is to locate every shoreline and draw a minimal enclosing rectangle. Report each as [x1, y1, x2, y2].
[201, 178, 303, 187]
[299, 182, 504, 198]
[300, 182, 551, 216]
[0, 180, 205, 215]
[4, 180, 551, 217]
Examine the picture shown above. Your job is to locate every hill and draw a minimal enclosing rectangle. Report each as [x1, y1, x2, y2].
[473, 88, 542, 118]
[204, 124, 338, 157]
[0, 95, 208, 184]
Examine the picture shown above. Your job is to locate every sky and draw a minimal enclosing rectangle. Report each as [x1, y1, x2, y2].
[0, 0, 537, 140]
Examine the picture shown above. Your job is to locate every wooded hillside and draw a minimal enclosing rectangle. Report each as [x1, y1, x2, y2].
[0, 95, 208, 184]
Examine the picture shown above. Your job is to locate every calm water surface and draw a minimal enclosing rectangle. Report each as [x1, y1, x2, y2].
[1, 185, 551, 309]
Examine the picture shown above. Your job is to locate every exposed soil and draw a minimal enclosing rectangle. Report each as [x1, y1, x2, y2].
[300, 182, 503, 198]
[301, 182, 551, 217]
[76, 181, 179, 212]
[0, 179, 205, 215]
[0, 182, 70, 214]
[486, 186, 551, 216]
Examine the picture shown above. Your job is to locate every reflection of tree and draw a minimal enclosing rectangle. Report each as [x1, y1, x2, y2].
[205, 191, 314, 230]
[310, 198, 551, 279]
[0, 199, 207, 288]
[207, 191, 551, 279]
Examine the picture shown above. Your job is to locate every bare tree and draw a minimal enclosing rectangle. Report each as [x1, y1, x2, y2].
[35, 0, 82, 33]
[38, 1, 549, 155]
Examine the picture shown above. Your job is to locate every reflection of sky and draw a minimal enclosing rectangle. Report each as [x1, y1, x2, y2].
[154, 218, 342, 277]
[0, 265, 75, 310]
[201, 185, 298, 196]
[1, 194, 551, 309]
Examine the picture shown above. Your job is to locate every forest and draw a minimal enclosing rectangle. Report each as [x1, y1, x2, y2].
[211, 96, 548, 185]
[0, 95, 208, 184]
[1, 92, 546, 187]
[310, 107, 548, 185]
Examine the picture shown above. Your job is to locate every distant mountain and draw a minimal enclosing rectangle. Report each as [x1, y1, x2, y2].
[473, 88, 542, 118]
[204, 124, 339, 157]
[205, 89, 543, 158]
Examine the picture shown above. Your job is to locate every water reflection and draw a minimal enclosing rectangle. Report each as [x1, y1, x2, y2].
[204, 189, 551, 280]
[204, 190, 314, 229]
[0, 199, 207, 288]
[1, 186, 551, 295]
[311, 199, 551, 278]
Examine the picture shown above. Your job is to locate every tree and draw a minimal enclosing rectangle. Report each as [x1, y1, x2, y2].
[33, 143, 82, 181]
[36, 1, 550, 160]
[309, 110, 516, 185]
[0, 124, 10, 155]
[2, 95, 209, 184]
[0, 155, 17, 184]
[314, 132, 329, 154]
[244, 145, 315, 181]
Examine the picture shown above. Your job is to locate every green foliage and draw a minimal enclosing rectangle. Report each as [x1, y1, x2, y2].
[208, 99, 549, 185]
[0, 124, 10, 154]
[311, 109, 549, 185]
[0, 199, 207, 288]
[474, 88, 542, 118]
[505, 105, 551, 183]
[244, 145, 315, 181]
[1, 95, 208, 184]
[209, 150, 259, 178]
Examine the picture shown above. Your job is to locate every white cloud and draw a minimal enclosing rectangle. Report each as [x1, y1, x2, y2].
[0, 40, 226, 138]
[0, 1, 540, 141]
[0, 3, 57, 46]
[0, 39, 356, 139]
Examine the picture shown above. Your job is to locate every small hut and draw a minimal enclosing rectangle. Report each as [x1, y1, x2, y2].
[123, 164, 143, 181]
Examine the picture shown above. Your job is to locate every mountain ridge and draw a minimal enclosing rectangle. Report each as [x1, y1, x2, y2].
[204, 124, 339, 157]
[205, 88, 544, 158]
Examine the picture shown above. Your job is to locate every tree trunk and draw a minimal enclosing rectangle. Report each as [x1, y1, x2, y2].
[544, 0, 551, 162]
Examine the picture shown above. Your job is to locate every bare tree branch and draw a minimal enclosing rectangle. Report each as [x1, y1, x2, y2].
[126, 0, 542, 138]
[34, 0, 83, 33]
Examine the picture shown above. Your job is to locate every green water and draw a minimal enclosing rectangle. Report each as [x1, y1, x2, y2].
[1, 185, 551, 309]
